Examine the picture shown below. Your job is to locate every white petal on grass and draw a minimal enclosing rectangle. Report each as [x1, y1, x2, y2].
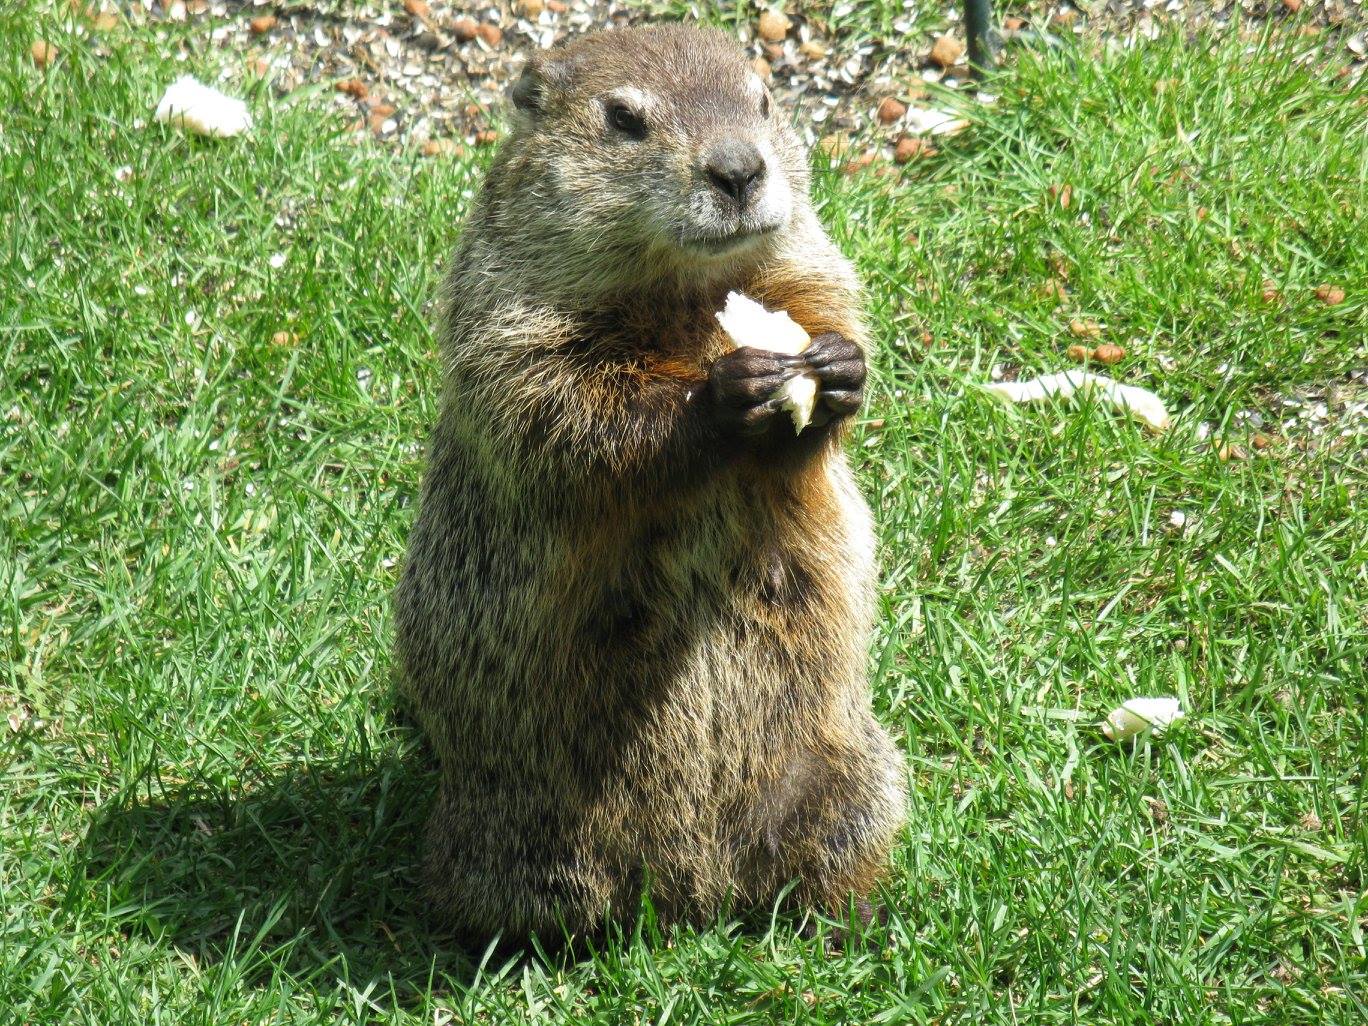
[715, 291, 816, 434]
[1101, 697, 1184, 741]
[269, 252, 286, 269]
[983, 370, 1171, 432]
[154, 75, 252, 138]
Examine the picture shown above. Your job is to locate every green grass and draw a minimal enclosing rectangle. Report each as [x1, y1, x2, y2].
[4, 5, 1367, 1024]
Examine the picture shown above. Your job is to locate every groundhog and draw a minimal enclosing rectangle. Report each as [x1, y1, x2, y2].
[393, 24, 906, 945]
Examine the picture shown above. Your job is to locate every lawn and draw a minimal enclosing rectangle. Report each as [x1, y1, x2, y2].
[3, 4, 1367, 1024]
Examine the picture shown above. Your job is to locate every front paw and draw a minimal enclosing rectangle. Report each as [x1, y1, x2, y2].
[802, 332, 866, 421]
[707, 346, 804, 437]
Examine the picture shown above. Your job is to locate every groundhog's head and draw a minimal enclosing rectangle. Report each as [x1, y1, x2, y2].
[496, 25, 808, 284]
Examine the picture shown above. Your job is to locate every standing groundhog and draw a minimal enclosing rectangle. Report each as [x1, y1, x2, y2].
[393, 24, 906, 944]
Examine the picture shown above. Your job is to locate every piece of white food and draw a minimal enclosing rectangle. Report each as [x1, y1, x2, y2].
[1102, 697, 1184, 741]
[983, 370, 1170, 432]
[905, 107, 970, 137]
[715, 291, 817, 434]
[154, 75, 252, 138]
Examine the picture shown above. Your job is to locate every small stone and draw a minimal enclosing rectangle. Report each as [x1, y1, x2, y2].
[270, 331, 295, 347]
[1003, 16, 1026, 31]
[758, 10, 791, 43]
[166, 0, 187, 21]
[1066, 344, 1091, 362]
[1049, 183, 1073, 209]
[1261, 279, 1281, 303]
[928, 34, 964, 69]
[337, 78, 368, 99]
[369, 101, 397, 119]
[421, 138, 465, 158]
[762, 42, 784, 62]
[89, 11, 119, 30]
[751, 56, 772, 81]
[1314, 284, 1345, 305]
[1299, 811, 1321, 831]
[403, 0, 430, 17]
[547, 0, 568, 11]
[1282, 0, 1302, 11]
[876, 97, 907, 124]
[517, 0, 545, 16]
[475, 129, 499, 146]
[842, 152, 876, 174]
[799, 40, 827, 60]
[247, 56, 271, 78]
[1092, 343, 1125, 365]
[476, 23, 502, 47]
[1251, 433, 1272, 450]
[31, 40, 57, 68]
[816, 133, 850, 159]
[1051, 7, 1079, 27]
[453, 17, 478, 42]
[893, 135, 934, 163]
[1069, 319, 1102, 340]
[1041, 279, 1068, 302]
[248, 13, 276, 33]
[1196, 206, 1208, 221]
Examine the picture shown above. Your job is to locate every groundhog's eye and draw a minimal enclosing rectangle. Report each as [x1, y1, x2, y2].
[607, 102, 647, 139]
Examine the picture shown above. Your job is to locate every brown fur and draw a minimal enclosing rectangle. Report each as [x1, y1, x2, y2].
[393, 24, 905, 944]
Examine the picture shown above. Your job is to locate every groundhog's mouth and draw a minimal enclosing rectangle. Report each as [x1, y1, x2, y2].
[683, 224, 778, 256]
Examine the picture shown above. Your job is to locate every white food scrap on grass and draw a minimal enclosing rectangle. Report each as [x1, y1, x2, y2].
[1102, 697, 1184, 741]
[715, 291, 817, 434]
[904, 107, 970, 137]
[154, 75, 252, 138]
[983, 370, 1171, 432]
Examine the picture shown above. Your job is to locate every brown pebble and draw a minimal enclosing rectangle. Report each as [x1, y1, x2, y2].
[369, 110, 396, 135]
[751, 56, 772, 81]
[336, 78, 369, 99]
[1314, 284, 1345, 305]
[799, 39, 827, 60]
[1251, 432, 1271, 450]
[1092, 343, 1125, 365]
[928, 34, 964, 69]
[1069, 319, 1102, 340]
[248, 13, 276, 34]
[758, 10, 791, 43]
[1260, 279, 1281, 303]
[517, 0, 545, 16]
[270, 331, 295, 347]
[476, 23, 502, 47]
[403, 0, 430, 17]
[893, 136, 934, 163]
[1216, 442, 1248, 462]
[475, 129, 499, 146]
[1049, 182, 1073, 209]
[89, 11, 120, 30]
[762, 42, 784, 62]
[31, 40, 57, 68]
[453, 17, 478, 42]
[1051, 7, 1079, 27]
[1041, 279, 1068, 302]
[421, 138, 465, 158]
[369, 101, 397, 119]
[546, 0, 568, 11]
[1003, 15, 1026, 31]
[876, 97, 907, 125]
[247, 56, 271, 78]
[1066, 344, 1091, 362]
[842, 152, 875, 174]
[1282, 0, 1302, 11]
[816, 133, 849, 159]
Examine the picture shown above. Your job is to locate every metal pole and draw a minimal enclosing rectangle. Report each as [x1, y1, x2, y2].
[964, 0, 997, 77]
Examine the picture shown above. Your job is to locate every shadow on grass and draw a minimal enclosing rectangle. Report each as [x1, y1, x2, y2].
[77, 745, 489, 995]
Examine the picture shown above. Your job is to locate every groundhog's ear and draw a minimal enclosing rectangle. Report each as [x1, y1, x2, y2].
[509, 62, 542, 112]
[509, 54, 573, 114]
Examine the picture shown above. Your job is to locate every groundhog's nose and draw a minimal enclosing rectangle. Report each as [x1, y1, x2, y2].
[703, 139, 766, 209]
